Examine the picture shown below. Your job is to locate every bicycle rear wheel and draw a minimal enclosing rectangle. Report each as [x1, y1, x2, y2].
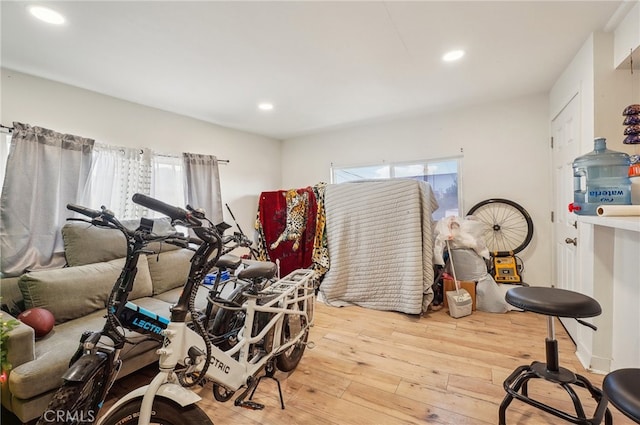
[208, 287, 247, 352]
[276, 293, 309, 372]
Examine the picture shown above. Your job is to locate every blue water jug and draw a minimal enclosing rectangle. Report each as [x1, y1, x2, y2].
[569, 138, 631, 215]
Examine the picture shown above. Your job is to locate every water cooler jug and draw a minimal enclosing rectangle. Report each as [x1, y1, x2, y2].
[569, 137, 631, 215]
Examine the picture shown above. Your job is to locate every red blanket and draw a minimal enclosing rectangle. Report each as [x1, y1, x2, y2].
[257, 187, 317, 277]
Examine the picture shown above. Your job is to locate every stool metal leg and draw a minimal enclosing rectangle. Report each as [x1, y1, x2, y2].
[574, 374, 613, 425]
[499, 366, 537, 425]
[500, 364, 611, 424]
[499, 317, 613, 424]
[562, 383, 587, 419]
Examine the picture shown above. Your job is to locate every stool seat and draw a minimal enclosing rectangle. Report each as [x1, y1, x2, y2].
[505, 287, 601, 318]
[603, 369, 640, 423]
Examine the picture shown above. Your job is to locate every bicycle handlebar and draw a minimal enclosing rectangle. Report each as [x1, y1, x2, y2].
[67, 204, 118, 232]
[132, 193, 202, 227]
[67, 203, 103, 219]
[66, 203, 191, 249]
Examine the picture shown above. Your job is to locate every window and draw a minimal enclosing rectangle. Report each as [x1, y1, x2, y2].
[331, 157, 461, 220]
[151, 154, 185, 216]
[0, 126, 220, 275]
[333, 164, 390, 183]
[83, 146, 186, 220]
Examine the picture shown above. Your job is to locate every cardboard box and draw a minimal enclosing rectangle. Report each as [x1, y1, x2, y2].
[443, 278, 476, 311]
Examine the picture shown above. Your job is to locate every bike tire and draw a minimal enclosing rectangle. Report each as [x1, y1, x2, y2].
[99, 397, 213, 425]
[276, 293, 309, 372]
[212, 383, 235, 402]
[212, 292, 276, 360]
[211, 285, 310, 372]
[466, 198, 534, 255]
[35, 367, 108, 425]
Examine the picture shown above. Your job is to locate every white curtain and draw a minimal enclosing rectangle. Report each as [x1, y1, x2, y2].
[183, 153, 223, 224]
[150, 154, 185, 216]
[0, 125, 224, 276]
[81, 143, 151, 219]
[0, 122, 93, 276]
[0, 131, 12, 187]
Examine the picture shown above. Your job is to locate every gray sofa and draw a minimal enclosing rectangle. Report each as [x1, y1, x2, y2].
[1, 221, 211, 423]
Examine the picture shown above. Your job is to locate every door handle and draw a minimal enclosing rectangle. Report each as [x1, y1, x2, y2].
[565, 237, 577, 246]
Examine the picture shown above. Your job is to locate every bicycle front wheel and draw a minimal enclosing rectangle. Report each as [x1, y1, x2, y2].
[466, 198, 533, 255]
[36, 367, 108, 425]
[99, 397, 213, 425]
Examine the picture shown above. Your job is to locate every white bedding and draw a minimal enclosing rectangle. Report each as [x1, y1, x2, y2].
[319, 179, 439, 314]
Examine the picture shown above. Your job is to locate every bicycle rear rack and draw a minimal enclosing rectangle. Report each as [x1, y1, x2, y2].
[260, 269, 314, 296]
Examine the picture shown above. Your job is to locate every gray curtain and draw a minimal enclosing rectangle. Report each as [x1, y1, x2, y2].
[183, 153, 223, 224]
[0, 122, 94, 276]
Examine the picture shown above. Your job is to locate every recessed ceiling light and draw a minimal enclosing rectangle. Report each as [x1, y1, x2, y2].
[28, 5, 66, 25]
[258, 102, 274, 111]
[442, 49, 465, 62]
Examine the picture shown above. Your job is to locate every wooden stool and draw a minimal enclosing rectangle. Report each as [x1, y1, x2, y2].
[498, 286, 612, 425]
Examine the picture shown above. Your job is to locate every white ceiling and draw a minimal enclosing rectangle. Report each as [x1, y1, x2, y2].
[0, 1, 630, 140]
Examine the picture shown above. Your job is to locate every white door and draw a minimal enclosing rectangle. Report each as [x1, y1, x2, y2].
[551, 93, 581, 341]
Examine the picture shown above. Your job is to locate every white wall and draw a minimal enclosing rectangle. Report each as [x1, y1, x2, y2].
[1, 68, 555, 286]
[613, 1, 640, 69]
[551, 32, 640, 157]
[281, 93, 552, 286]
[594, 31, 640, 158]
[550, 33, 595, 150]
[0, 69, 281, 235]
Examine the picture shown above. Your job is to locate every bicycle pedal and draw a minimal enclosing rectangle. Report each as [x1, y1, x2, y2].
[237, 400, 265, 410]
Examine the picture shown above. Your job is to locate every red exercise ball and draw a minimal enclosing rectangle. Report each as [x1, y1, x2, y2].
[18, 308, 55, 338]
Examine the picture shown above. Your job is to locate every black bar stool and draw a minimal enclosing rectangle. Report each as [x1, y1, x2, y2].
[499, 286, 612, 425]
[603, 368, 640, 423]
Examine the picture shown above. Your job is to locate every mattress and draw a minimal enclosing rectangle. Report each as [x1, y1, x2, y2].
[319, 179, 438, 314]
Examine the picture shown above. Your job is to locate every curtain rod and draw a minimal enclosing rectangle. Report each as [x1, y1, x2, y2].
[0, 125, 229, 163]
[152, 152, 229, 164]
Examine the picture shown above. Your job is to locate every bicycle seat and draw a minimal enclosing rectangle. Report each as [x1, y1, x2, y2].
[216, 254, 242, 270]
[237, 260, 277, 280]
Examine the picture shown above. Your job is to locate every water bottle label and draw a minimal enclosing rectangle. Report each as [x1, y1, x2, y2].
[587, 188, 628, 204]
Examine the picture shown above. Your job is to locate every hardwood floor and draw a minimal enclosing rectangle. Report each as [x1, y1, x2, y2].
[103, 301, 635, 424]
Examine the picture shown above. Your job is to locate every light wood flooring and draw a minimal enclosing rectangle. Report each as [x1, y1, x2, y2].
[103, 301, 636, 424]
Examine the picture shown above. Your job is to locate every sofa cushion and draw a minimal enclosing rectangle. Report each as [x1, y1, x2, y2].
[18, 256, 153, 324]
[7, 306, 164, 400]
[0, 276, 24, 313]
[147, 249, 193, 295]
[62, 219, 180, 267]
[61, 222, 127, 266]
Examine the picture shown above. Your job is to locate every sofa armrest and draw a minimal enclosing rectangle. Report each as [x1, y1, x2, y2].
[3, 312, 35, 370]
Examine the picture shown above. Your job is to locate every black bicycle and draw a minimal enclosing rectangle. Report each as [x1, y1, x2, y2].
[36, 200, 221, 425]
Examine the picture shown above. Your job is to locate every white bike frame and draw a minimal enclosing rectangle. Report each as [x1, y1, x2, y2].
[97, 268, 315, 425]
